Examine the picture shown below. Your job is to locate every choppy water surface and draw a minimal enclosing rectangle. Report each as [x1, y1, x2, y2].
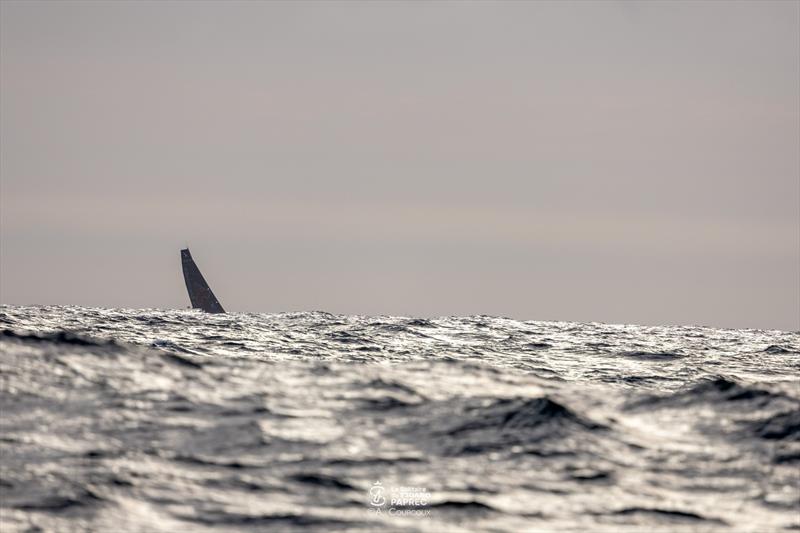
[1, 305, 798, 532]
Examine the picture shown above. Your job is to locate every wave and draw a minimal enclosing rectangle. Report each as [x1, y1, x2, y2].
[160, 352, 206, 369]
[748, 410, 800, 441]
[151, 339, 204, 357]
[405, 396, 606, 456]
[620, 350, 685, 360]
[442, 397, 603, 435]
[1, 328, 116, 347]
[764, 345, 799, 355]
[609, 507, 727, 525]
[627, 376, 793, 409]
[288, 473, 356, 491]
[326, 331, 367, 344]
[405, 318, 435, 328]
[690, 377, 780, 402]
[176, 510, 361, 528]
[362, 378, 421, 396]
[525, 342, 553, 349]
[168, 454, 253, 469]
[11, 485, 104, 512]
[427, 500, 496, 512]
[360, 396, 419, 410]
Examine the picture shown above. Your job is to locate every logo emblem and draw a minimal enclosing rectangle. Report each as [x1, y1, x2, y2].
[369, 481, 386, 507]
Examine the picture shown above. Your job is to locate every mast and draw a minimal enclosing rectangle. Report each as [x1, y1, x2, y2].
[181, 248, 226, 313]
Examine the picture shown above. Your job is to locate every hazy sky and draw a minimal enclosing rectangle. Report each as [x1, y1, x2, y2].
[1, 1, 798, 330]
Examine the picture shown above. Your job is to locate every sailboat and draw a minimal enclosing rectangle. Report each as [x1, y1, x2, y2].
[181, 248, 226, 313]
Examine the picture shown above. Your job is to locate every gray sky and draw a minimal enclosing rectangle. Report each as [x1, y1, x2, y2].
[1, 1, 798, 330]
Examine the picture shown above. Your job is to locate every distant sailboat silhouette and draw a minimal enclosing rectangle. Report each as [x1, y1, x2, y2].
[181, 248, 225, 313]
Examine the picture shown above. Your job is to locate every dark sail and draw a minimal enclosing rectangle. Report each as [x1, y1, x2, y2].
[181, 248, 226, 314]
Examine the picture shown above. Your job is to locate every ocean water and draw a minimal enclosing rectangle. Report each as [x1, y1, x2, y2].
[0, 305, 798, 532]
